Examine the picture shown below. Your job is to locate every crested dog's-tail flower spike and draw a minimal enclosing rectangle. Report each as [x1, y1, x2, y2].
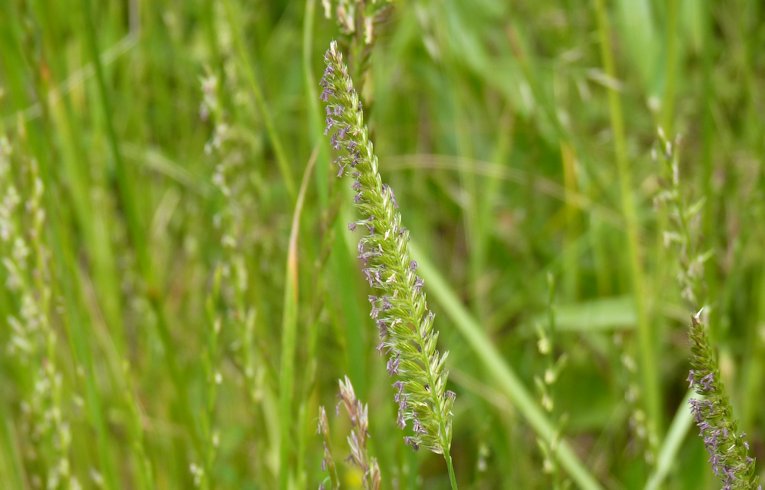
[687, 310, 760, 490]
[320, 40, 457, 486]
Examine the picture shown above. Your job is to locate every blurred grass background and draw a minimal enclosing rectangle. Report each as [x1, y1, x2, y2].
[1, 0, 765, 488]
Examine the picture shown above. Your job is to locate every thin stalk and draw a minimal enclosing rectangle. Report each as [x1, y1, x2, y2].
[446, 453, 458, 489]
[295, 147, 323, 489]
[561, 141, 580, 297]
[0, 417, 25, 488]
[593, 0, 662, 441]
[278, 147, 315, 488]
[661, 0, 678, 132]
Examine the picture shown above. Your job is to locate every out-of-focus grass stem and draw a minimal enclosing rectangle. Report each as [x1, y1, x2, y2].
[593, 0, 662, 442]
[303, 0, 330, 207]
[278, 147, 316, 488]
[661, 0, 678, 133]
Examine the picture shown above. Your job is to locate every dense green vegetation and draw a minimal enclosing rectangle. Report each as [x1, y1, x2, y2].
[1, 1, 765, 488]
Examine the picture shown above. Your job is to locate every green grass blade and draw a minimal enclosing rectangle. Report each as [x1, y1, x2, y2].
[278, 149, 316, 488]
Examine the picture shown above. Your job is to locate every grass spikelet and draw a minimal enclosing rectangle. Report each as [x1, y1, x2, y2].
[321, 0, 392, 44]
[319, 41, 457, 487]
[317, 406, 340, 490]
[337, 376, 381, 489]
[318, 376, 381, 490]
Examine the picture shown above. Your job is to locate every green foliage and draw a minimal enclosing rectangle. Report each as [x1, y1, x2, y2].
[1, 1, 765, 488]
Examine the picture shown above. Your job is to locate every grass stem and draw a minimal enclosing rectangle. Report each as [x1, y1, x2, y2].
[593, 0, 662, 442]
[278, 147, 316, 488]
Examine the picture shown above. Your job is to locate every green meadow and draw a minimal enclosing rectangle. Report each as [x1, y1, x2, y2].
[1, 1, 764, 488]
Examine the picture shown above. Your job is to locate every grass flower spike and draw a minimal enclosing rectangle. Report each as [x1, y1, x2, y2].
[320, 41, 457, 486]
[654, 130, 760, 490]
[337, 376, 381, 489]
[687, 311, 759, 490]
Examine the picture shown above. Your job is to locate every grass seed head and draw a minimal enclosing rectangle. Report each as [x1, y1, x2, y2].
[320, 40, 455, 456]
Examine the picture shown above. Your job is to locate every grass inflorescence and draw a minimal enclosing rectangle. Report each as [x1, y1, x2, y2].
[320, 40, 457, 486]
[688, 312, 760, 490]
[319, 376, 381, 490]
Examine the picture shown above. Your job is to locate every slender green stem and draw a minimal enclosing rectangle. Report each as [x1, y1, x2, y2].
[278, 148, 315, 488]
[593, 0, 662, 442]
[445, 452, 458, 490]
[661, 0, 678, 132]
